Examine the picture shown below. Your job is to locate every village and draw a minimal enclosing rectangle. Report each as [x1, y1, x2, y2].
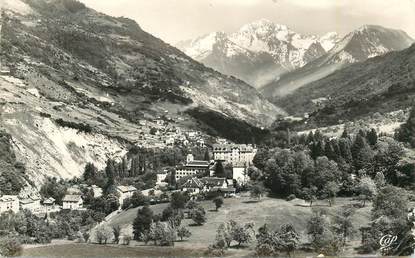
[0, 143, 257, 217]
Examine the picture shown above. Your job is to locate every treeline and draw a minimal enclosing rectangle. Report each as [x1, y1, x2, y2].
[55, 118, 92, 133]
[0, 131, 30, 195]
[250, 128, 415, 202]
[395, 105, 415, 147]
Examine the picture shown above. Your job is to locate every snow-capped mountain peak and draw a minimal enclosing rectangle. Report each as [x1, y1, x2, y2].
[230, 19, 326, 69]
[319, 32, 340, 51]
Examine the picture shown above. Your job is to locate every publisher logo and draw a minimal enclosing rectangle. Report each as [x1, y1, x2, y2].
[380, 234, 398, 252]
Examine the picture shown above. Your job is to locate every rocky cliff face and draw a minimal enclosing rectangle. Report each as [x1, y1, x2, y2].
[0, 0, 284, 185]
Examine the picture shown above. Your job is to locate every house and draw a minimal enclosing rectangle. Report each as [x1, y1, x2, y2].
[116, 186, 137, 206]
[0, 195, 19, 214]
[175, 154, 209, 180]
[156, 172, 168, 186]
[180, 178, 204, 195]
[200, 177, 228, 191]
[141, 188, 162, 197]
[212, 144, 257, 166]
[43, 197, 59, 213]
[62, 195, 83, 210]
[91, 185, 103, 198]
[20, 196, 42, 213]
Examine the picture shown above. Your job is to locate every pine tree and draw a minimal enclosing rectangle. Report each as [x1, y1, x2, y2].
[341, 129, 349, 139]
[352, 136, 374, 172]
[367, 128, 378, 146]
[133, 205, 154, 240]
[214, 161, 226, 178]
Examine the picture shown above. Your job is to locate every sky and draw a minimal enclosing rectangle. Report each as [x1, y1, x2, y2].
[79, 0, 415, 44]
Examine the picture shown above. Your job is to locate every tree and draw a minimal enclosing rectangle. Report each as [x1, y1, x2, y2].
[250, 183, 266, 200]
[148, 222, 176, 246]
[94, 225, 113, 244]
[213, 196, 224, 211]
[0, 237, 22, 257]
[170, 192, 187, 210]
[367, 128, 378, 146]
[352, 135, 374, 172]
[130, 191, 149, 208]
[214, 161, 226, 178]
[232, 222, 254, 247]
[253, 149, 270, 170]
[307, 209, 342, 255]
[106, 194, 120, 214]
[365, 185, 412, 255]
[104, 159, 116, 194]
[356, 177, 377, 207]
[278, 224, 300, 257]
[302, 186, 318, 207]
[374, 172, 386, 188]
[395, 106, 415, 147]
[112, 225, 121, 244]
[177, 226, 191, 241]
[39, 177, 67, 205]
[321, 181, 339, 206]
[332, 205, 356, 245]
[133, 206, 153, 240]
[83, 163, 97, 184]
[190, 207, 206, 226]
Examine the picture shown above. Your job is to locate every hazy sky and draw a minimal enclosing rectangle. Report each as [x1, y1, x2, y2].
[80, 0, 415, 44]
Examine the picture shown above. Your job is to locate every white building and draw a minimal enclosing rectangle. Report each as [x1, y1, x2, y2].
[20, 196, 42, 213]
[212, 144, 257, 166]
[0, 195, 19, 214]
[232, 166, 248, 185]
[175, 154, 209, 181]
[62, 195, 83, 210]
[91, 185, 103, 198]
[116, 186, 137, 206]
[43, 197, 59, 213]
[156, 172, 168, 186]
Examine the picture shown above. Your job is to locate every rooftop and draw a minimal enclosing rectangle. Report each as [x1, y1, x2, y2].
[0, 195, 18, 202]
[116, 185, 137, 193]
[63, 195, 82, 203]
[212, 144, 256, 152]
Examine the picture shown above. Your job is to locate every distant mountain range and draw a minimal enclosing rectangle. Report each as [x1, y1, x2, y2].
[177, 19, 339, 88]
[261, 25, 414, 98]
[277, 42, 415, 127]
[178, 21, 413, 92]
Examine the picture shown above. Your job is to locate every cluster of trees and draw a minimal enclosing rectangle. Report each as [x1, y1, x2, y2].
[132, 192, 196, 246]
[209, 221, 298, 257]
[306, 206, 356, 255]
[217, 220, 254, 247]
[0, 131, 28, 195]
[256, 224, 300, 257]
[251, 129, 414, 203]
[395, 106, 415, 147]
[0, 209, 103, 247]
[54, 118, 92, 133]
[40, 177, 67, 205]
[361, 185, 414, 255]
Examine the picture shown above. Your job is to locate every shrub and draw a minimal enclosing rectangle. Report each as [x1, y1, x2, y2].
[190, 207, 206, 226]
[0, 237, 22, 257]
[286, 194, 296, 201]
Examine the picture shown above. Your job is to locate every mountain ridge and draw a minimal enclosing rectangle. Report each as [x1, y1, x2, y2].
[177, 19, 334, 88]
[260, 24, 414, 99]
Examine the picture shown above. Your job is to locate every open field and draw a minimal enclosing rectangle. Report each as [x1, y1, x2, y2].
[20, 196, 373, 257]
[102, 195, 371, 255]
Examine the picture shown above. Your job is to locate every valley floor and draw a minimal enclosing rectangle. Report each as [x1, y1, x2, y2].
[21, 196, 373, 257]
